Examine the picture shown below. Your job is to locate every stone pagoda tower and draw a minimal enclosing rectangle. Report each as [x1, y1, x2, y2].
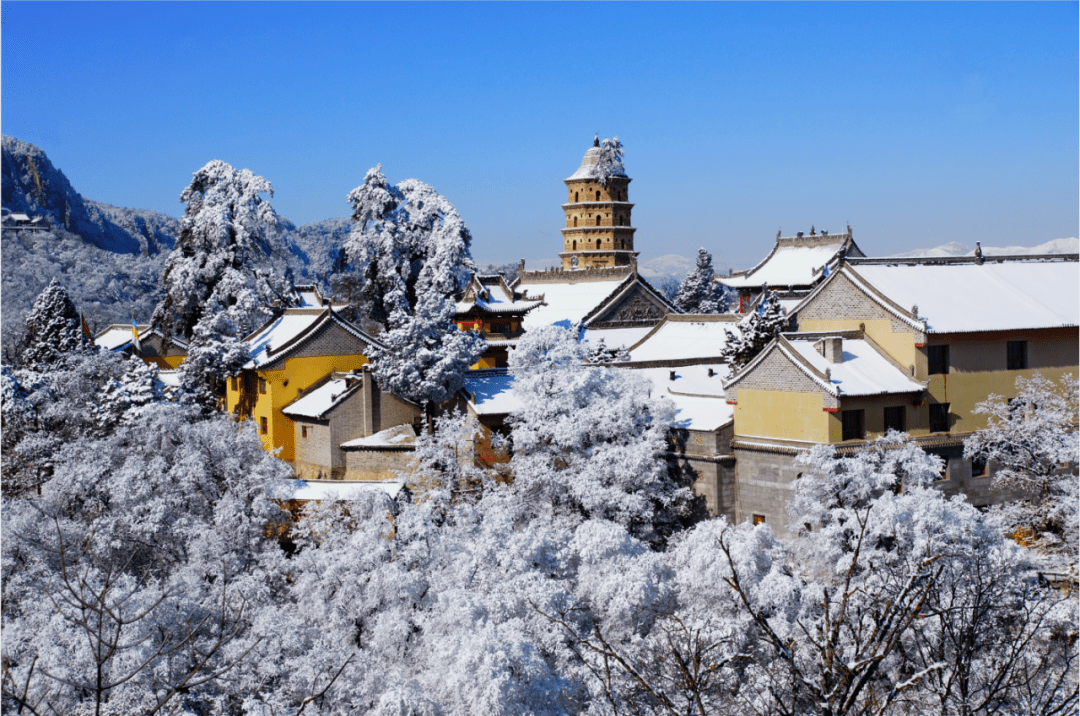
[559, 136, 638, 270]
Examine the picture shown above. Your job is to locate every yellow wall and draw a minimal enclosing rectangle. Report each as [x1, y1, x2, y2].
[799, 317, 919, 370]
[225, 353, 369, 462]
[926, 365, 1075, 435]
[734, 390, 830, 442]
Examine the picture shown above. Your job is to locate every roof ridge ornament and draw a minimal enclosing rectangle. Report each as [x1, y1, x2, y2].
[593, 134, 600, 147]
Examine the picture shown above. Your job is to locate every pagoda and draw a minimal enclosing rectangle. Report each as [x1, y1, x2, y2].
[559, 136, 637, 270]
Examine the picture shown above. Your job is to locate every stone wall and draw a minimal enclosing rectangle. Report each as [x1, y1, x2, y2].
[263, 317, 375, 371]
[342, 447, 416, 482]
[796, 273, 913, 334]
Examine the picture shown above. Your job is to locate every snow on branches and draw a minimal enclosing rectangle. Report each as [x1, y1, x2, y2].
[674, 248, 727, 314]
[964, 372, 1079, 564]
[20, 279, 89, 369]
[595, 136, 626, 188]
[719, 289, 786, 370]
[343, 165, 483, 405]
[151, 160, 294, 342]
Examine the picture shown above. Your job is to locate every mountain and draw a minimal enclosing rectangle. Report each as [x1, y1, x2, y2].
[2, 136, 178, 256]
[889, 238, 1078, 259]
[637, 253, 695, 281]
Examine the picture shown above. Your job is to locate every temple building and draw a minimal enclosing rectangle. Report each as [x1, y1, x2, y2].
[453, 273, 544, 368]
[559, 136, 637, 270]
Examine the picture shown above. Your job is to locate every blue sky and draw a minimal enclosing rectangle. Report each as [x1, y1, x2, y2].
[3, 2, 1076, 268]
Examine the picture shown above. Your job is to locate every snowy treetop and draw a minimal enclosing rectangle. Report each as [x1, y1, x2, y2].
[566, 136, 626, 187]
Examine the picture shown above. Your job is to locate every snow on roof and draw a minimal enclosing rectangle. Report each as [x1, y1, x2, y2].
[628, 319, 740, 363]
[566, 145, 627, 182]
[341, 424, 416, 449]
[269, 479, 404, 501]
[244, 312, 325, 368]
[158, 369, 182, 388]
[628, 365, 733, 431]
[847, 261, 1080, 334]
[464, 372, 521, 415]
[94, 325, 147, 350]
[580, 326, 655, 352]
[515, 278, 626, 330]
[718, 241, 846, 289]
[296, 287, 324, 308]
[282, 378, 357, 420]
[785, 337, 924, 396]
[455, 278, 543, 315]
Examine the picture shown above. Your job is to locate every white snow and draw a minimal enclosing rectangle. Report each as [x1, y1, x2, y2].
[581, 326, 655, 352]
[515, 278, 625, 330]
[785, 337, 925, 396]
[718, 242, 846, 289]
[455, 279, 543, 315]
[296, 288, 325, 308]
[890, 238, 1079, 259]
[464, 372, 521, 415]
[94, 325, 146, 351]
[269, 479, 404, 501]
[849, 261, 1080, 333]
[628, 366, 733, 431]
[244, 312, 324, 368]
[282, 378, 355, 420]
[341, 424, 416, 448]
[628, 319, 741, 363]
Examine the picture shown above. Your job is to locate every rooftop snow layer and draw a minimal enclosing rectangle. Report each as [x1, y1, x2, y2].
[516, 278, 625, 330]
[718, 241, 845, 289]
[785, 338, 924, 396]
[850, 261, 1080, 333]
[581, 326, 655, 352]
[629, 366, 733, 431]
[94, 325, 147, 350]
[341, 424, 416, 448]
[282, 378, 356, 420]
[269, 479, 404, 501]
[464, 372, 521, 415]
[629, 320, 741, 363]
[244, 312, 324, 368]
[566, 146, 627, 182]
[455, 281, 543, 315]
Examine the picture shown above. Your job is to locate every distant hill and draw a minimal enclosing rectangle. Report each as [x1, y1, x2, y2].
[637, 253, 695, 281]
[890, 238, 1078, 259]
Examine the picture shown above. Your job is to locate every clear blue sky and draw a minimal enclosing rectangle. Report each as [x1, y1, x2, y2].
[3, 2, 1076, 268]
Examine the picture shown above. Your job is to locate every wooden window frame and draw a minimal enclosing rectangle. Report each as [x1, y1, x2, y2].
[1007, 340, 1027, 370]
[883, 406, 906, 433]
[841, 409, 865, 441]
[260, 417, 268, 434]
[928, 345, 949, 375]
[929, 403, 950, 433]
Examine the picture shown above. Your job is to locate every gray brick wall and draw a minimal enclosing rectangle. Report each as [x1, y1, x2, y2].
[728, 347, 835, 409]
[264, 319, 375, 370]
[343, 447, 416, 481]
[797, 273, 911, 334]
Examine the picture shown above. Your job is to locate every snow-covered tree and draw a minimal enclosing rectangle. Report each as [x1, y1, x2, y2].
[965, 373, 1079, 565]
[508, 325, 692, 544]
[673, 248, 727, 314]
[20, 279, 89, 369]
[176, 310, 251, 413]
[342, 165, 484, 405]
[95, 355, 165, 429]
[595, 136, 626, 188]
[151, 160, 293, 342]
[583, 336, 631, 364]
[720, 289, 785, 371]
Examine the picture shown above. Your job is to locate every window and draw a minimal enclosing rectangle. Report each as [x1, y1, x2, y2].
[575, 191, 579, 202]
[596, 215, 602, 226]
[884, 406, 906, 433]
[841, 409, 865, 441]
[928, 345, 949, 375]
[260, 417, 268, 434]
[231, 376, 238, 392]
[971, 455, 987, 477]
[258, 377, 266, 394]
[752, 514, 766, 525]
[1007, 341, 1027, 370]
[573, 216, 577, 227]
[929, 403, 950, 433]
[596, 239, 601, 250]
[596, 190, 601, 201]
[572, 240, 577, 250]
[301, 425, 308, 439]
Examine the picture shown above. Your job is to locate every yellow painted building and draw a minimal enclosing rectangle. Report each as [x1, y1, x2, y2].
[226, 306, 382, 463]
[93, 324, 188, 369]
[723, 254, 1079, 535]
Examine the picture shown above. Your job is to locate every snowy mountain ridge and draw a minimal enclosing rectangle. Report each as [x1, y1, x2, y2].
[889, 238, 1078, 259]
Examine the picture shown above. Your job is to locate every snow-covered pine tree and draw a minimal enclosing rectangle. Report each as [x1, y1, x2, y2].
[674, 248, 727, 314]
[151, 160, 294, 342]
[20, 279, 89, 368]
[583, 337, 630, 364]
[719, 289, 785, 371]
[343, 166, 484, 405]
[177, 310, 251, 413]
[595, 136, 626, 188]
[96, 355, 165, 429]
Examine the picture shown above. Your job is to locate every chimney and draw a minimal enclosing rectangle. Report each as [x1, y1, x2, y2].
[823, 337, 843, 364]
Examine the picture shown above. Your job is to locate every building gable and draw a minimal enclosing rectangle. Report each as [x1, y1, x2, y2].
[726, 344, 830, 403]
[796, 271, 916, 335]
[262, 317, 377, 371]
[586, 279, 672, 328]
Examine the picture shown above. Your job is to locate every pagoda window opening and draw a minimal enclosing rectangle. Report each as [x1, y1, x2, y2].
[575, 191, 579, 202]
[596, 239, 601, 250]
[596, 215, 602, 226]
[596, 190, 601, 201]
[573, 240, 577, 250]
[573, 216, 577, 227]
